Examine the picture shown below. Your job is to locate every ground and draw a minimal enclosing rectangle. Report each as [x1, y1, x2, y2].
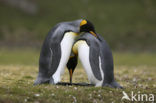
[0, 49, 155, 103]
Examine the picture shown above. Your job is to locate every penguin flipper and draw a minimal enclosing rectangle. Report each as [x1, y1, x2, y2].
[99, 40, 116, 85]
[49, 43, 61, 83]
[89, 41, 102, 81]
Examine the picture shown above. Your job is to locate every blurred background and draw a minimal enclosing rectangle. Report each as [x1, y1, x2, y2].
[0, 0, 156, 65]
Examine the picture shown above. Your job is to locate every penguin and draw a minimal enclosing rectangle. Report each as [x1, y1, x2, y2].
[34, 19, 97, 85]
[66, 20, 100, 84]
[65, 20, 100, 84]
[72, 33, 122, 88]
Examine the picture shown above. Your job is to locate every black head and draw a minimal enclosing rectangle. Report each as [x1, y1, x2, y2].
[80, 19, 97, 37]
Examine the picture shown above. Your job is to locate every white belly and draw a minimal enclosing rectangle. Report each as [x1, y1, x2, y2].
[52, 32, 77, 84]
[74, 40, 103, 86]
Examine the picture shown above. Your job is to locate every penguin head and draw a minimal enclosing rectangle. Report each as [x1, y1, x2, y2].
[80, 19, 97, 37]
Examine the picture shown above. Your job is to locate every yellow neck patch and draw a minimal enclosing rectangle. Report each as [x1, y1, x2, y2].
[72, 32, 79, 36]
[72, 40, 86, 54]
[80, 20, 87, 26]
[65, 32, 79, 36]
[72, 42, 79, 54]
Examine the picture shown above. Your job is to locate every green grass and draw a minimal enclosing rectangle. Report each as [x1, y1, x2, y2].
[0, 49, 156, 103]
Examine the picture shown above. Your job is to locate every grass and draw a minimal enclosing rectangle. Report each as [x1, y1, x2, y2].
[0, 49, 156, 103]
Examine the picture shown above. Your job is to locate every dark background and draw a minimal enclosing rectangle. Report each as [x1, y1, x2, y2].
[0, 0, 156, 51]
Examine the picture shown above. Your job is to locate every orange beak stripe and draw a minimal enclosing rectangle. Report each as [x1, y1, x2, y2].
[69, 69, 73, 78]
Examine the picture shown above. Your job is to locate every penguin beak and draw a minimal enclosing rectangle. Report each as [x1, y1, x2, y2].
[89, 31, 97, 37]
[69, 69, 73, 84]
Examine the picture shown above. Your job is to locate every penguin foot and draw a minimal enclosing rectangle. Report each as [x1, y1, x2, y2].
[34, 77, 49, 85]
[110, 81, 123, 89]
[103, 81, 123, 89]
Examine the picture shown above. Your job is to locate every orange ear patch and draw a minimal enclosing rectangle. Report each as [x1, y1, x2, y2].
[80, 20, 87, 26]
[90, 31, 97, 37]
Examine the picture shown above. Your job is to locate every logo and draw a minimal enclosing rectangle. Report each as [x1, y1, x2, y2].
[121, 91, 155, 102]
[122, 91, 130, 101]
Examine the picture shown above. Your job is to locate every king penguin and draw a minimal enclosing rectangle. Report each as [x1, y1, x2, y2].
[66, 20, 100, 84]
[34, 19, 97, 85]
[72, 32, 122, 88]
